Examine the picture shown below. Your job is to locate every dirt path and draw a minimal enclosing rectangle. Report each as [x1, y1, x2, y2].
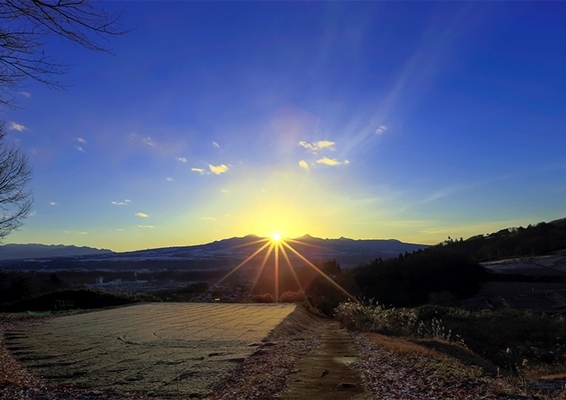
[3, 305, 535, 399]
[280, 320, 371, 400]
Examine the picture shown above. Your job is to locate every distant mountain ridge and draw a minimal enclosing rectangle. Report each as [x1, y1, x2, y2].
[0, 235, 428, 267]
[0, 244, 114, 261]
[89, 234, 428, 268]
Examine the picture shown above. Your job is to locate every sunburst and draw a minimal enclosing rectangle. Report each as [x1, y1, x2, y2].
[215, 234, 357, 303]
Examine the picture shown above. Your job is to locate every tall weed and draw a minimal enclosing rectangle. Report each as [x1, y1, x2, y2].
[335, 301, 566, 374]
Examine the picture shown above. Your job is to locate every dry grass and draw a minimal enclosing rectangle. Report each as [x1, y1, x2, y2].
[364, 333, 485, 380]
[357, 330, 566, 400]
[363, 332, 439, 357]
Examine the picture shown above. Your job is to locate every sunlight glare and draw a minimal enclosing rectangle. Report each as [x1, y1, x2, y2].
[214, 233, 358, 305]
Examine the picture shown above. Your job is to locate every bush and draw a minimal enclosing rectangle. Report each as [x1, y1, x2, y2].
[279, 290, 304, 303]
[252, 293, 274, 303]
[335, 301, 566, 374]
[1, 289, 160, 312]
[335, 301, 419, 337]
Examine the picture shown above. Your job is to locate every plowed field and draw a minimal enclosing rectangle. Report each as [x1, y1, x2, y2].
[5, 303, 296, 398]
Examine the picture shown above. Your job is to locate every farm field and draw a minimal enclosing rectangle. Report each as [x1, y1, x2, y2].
[4, 303, 296, 398]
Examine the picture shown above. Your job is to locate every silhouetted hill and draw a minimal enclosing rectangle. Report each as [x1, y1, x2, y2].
[0, 235, 427, 270]
[351, 217, 566, 307]
[0, 244, 113, 261]
[438, 217, 566, 262]
[101, 235, 427, 269]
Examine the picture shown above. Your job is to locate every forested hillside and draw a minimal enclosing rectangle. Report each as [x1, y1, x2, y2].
[350, 218, 566, 307]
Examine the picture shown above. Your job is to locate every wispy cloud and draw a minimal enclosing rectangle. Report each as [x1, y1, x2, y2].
[9, 122, 27, 132]
[177, 157, 187, 163]
[166, 177, 173, 181]
[209, 164, 229, 175]
[135, 212, 148, 218]
[421, 178, 500, 204]
[19, 91, 31, 98]
[299, 140, 336, 153]
[212, 141, 220, 148]
[76, 138, 87, 152]
[29, 211, 37, 217]
[315, 157, 350, 166]
[201, 216, 216, 221]
[191, 167, 206, 174]
[129, 133, 156, 147]
[142, 137, 156, 147]
[112, 199, 131, 206]
[138, 225, 154, 229]
[343, 7, 473, 156]
[49, 201, 58, 206]
[298, 160, 309, 170]
[221, 188, 229, 193]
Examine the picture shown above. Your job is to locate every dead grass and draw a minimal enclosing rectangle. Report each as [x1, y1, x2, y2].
[364, 333, 486, 380]
[360, 331, 566, 400]
[363, 333, 438, 357]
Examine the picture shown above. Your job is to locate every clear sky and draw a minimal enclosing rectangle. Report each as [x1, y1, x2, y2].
[3, 1, 566, 252]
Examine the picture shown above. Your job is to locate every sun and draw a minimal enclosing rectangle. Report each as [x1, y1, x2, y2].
[214, 230, 357, 305]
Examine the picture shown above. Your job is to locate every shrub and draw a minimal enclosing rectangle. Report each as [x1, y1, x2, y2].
[279, 290, 304, 303]
[252, 293, 274, 303]
[1, 289, 160, 312]
[335, 301, 566, 374]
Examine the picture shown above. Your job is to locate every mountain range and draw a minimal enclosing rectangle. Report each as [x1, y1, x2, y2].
[0, 235, 427, 268]
[0, 244, 113, 261]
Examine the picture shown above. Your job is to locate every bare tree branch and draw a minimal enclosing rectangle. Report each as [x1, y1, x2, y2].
[0, 1, 127, 238]
[0, 121, 32, 240]
[0, 0, 128, 104]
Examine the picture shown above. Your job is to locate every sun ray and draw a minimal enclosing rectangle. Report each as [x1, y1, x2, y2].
[215, 240, 272, 285]
[213, 234, 358, 305]
[279, 242, 304, 293]
[281, 240, 359, 302]
[285, 238, 324, 250]
[274, 241, 280, 301]
[231, 237, 270, 250]
[250, 242, 275, 293]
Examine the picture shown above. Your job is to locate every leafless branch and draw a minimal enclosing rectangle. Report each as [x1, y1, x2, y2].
[0, 121, 32, 240]
[0, 0, 128, 104]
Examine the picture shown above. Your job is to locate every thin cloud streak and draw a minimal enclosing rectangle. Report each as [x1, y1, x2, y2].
[9, 122, 27, 132]
[315, 157, 350, 166]
[112, 199, 131, 206]
[299, 140, 336, 153]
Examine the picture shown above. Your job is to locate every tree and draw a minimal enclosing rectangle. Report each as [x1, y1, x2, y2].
[0, 121, 32, 239]
[0, 1, 127, 239]
[1, 0, 128, 106]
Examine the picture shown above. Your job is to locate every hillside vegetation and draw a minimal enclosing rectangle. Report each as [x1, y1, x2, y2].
[336, 217, 566, 382]
[350, 218, 566, 307]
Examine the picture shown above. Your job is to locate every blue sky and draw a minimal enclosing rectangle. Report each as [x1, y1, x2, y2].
[4, 1, 565, 252]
